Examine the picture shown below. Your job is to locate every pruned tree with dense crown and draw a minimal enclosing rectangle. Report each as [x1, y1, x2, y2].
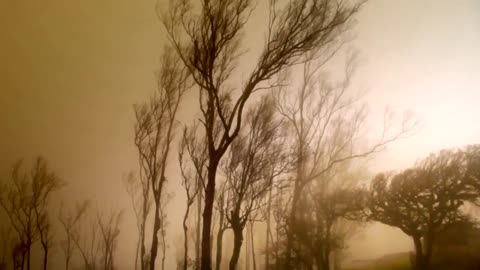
[367, 147, 479, 270]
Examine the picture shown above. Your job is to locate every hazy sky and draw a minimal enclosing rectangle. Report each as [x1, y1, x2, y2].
[1, 0, 480, 268]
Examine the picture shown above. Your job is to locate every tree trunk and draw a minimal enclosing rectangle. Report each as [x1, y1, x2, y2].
[183, 205, 191, 270]
[245, 226, 250, 270]
[215, 226, 226, 270]
[229, 226, 244, 270]
[140, 198, 149, 270]
[196, 180, 203, 270]
[26, 242, 30, 270]
[66, 253, 70, 270]
[134, 234, 140, 270]
[265, 188, 272, 270]
[424, 232, 434, 267]
[285, 182, 301, 270]
[42, 245, 48, 270]
[201, 161, 218, 270]
[149, 204, 161, 270]
[250, 223, 257, 270]
[413, 236, 428, 270]
[161, 223, 167, 270]
[323, 222, 332, 270]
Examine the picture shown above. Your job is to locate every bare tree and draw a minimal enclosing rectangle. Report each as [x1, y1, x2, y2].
[159, 193, 172, 270]
[97, 210, 123, 270]
[179, 156, 197, 270]
[31, 158, 64, 270]
[11, 240, 28, 270]
[73, 214, 101, 270]
[163, 0, 366, 268]
[134, 47, 191, 270]
[214, 182, 230, 270]
[367, 148, 479, 270]
[221, 96, 289, 270]
[123, 172, 151, 270]
[0, 226, 14, 270]
[248, 221, 257, 270]
[273, 52, 417, 268]
[179, 127, 207, 270]
[58, 200, 90, 270]
[293, 175, 366, 270]
[264, 187, 273, 270]
[181, 124, 209, 270]
[0, 157, 62, 270]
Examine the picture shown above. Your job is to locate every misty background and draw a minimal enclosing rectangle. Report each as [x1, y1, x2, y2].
[1, 0, 480, 269]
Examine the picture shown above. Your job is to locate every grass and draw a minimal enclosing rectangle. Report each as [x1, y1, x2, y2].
[345, 252, 411, 270]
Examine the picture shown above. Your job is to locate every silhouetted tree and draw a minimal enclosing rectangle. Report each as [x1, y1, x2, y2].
[294, 182, 365, 270]
[73, 214, 101, 270]
[159, 194, 171, 270]
[11, 240, 28, 270]
[31, 159, 64, 270]
[0, 227, 14, 270]
[179, 132, 201, 270]
[465, 144, 480, 201]
[123, 172, 151, 270]
[134, 47, 191, 270]
[163, 0, 367, 268]
[213, 182, 230, 270]
[59, 200, 90, 270]
[97, 210, 123, 270]
[178, 122, 211, 270]
[367, 148, 479, 270]
[274, 52, 417, 269]
[221, 96, 288, 270]
[0, 157, 62, 270]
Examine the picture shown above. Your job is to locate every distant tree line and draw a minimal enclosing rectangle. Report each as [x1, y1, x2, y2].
[0, 158, 123, 270]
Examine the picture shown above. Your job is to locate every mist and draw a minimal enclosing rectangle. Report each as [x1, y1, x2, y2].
[1, 1, 480, 270]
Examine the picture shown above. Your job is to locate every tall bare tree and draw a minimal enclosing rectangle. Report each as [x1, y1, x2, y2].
[31, 158, 64, 270]
[0, 157, 62, 270]
[159, 193, 172, 270]
[179, 125, 209, 270]
[221, 96, 289, 270]
[58, 200, 90, 270]
[293, 172, 366, 270]
[134, 47, 191, 270]
[274, 53, 417, 268]
[97, 210, 123, 270]
[213, 182, 230, 270]
[123, 172, 151, 270]
[163, 1, 366, 268]
[73, 213, 101, 270]
[179, 145, 198, 270]
[0, 226, 14, 270]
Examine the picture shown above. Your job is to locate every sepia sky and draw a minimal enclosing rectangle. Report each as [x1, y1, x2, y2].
[1, 0, 480, 268]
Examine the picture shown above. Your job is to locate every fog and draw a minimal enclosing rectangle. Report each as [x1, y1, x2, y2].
[1, 1, 480, 270]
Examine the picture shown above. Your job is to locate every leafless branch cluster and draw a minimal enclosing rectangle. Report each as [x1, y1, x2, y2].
[162, 1, 366, 268]
[220, 96, 290, 270]
[0, 157, 62, 270]
[58, 200, 90, 270]
[133, 46, 192, 270]
[269, 50, 418, 269]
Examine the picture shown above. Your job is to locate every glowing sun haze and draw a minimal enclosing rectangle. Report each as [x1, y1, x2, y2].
[0, 0, 479, 269]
